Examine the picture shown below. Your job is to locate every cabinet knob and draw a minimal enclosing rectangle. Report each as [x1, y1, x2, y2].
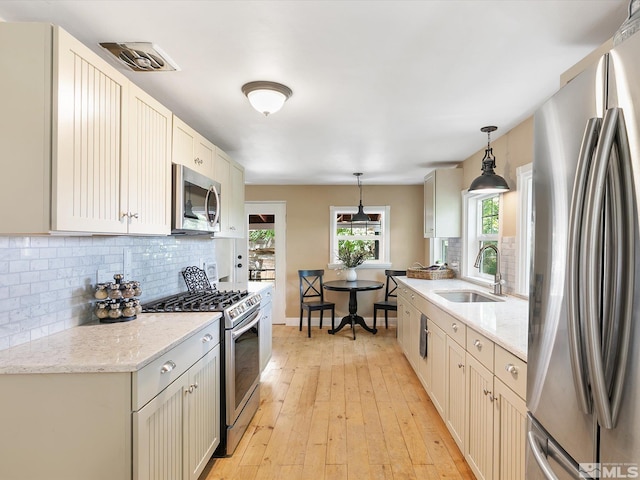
[505, 363, 519, 376]
[474, 339, 482, 350]
[451, 323, 458, 332]
[458, 363, 464, 369]
[202, 333, 213, 343]
[237, 263, 243, 268]
[160, 360, 176, 374]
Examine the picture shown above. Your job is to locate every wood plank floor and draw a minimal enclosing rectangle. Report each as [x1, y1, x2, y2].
[201, 324, 475, 480]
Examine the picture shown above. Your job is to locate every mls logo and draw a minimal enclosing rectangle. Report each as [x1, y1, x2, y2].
[580, 463, 601, 479]
[579, 462, 640, 478]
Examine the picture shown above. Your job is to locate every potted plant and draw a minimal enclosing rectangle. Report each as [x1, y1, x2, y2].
[338, 241, 367, 281]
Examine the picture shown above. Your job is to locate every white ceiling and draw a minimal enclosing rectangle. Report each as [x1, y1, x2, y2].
[0, 1, 629, 185]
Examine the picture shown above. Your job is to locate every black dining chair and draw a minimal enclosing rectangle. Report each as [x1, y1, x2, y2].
[298, 269, 335, 338]
[373, 269, 406, 329]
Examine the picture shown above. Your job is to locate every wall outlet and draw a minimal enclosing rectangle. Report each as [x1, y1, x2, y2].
[206, 263, 218, 284]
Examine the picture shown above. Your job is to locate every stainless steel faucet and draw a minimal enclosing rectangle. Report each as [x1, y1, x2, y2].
[474, 244, 504, 296]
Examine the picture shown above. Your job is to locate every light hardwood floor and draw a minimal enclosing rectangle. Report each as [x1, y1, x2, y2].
[202, 324, 475, 480]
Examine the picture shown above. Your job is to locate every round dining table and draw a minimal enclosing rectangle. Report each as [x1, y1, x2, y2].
[323, 279, 384, 340]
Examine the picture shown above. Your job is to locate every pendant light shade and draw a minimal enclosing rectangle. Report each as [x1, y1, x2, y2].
[241, 81, 292, 116]
[468, 126, 510, 194]
[352, 173, 370, 222]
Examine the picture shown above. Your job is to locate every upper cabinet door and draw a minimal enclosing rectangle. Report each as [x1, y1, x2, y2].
[53, 26, 130, 233]
[214, 148, 245, 238]
[172, 115, 214, 178]
[423, 169, 463, 239]
[126, 85, 172, 235]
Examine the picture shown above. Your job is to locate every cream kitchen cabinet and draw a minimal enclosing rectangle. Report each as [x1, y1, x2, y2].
[423, 168, 463, 238]
[493, 346, 527, 480]
[465, 353, 495, 480]
[172, 115, 215, 178]
[134, 344, 220, 480]
[0, 318, 221, 480]
[0, 22, 171, 235]
[493, 376, 527, 480]
[126, 84, 172, 234]
[445, 334, 467, 452]
[215, 148, 246, 238]
[259, 285, 273, 372]
[395, 282, 527, 479]
[422, 319, 447, 417]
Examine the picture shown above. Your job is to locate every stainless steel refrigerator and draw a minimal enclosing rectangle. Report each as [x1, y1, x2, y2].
[527, 31, 640, 480]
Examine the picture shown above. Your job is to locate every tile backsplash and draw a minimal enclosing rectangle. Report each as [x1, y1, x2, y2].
[0, 235, 217, 351]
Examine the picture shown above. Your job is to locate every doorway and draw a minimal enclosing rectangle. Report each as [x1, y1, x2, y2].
[246, 202, 286, 324]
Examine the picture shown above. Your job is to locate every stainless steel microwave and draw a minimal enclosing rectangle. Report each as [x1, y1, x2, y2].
[172, 164, 221, 235]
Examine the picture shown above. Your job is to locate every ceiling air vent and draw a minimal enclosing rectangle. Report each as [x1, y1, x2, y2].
[99, 42, 180, 72]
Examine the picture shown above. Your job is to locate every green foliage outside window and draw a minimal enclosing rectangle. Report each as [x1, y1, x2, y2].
[481, 196, 499, 235]
[478, 195, 499, 275]
[479, 240, 498, 275]
[249, 229, 275, 243]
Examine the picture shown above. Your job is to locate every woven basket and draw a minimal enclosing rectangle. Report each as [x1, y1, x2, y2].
[407, 266, 455, 280]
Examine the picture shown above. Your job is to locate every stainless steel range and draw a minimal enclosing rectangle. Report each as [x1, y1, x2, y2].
[142, 286, 263, 456]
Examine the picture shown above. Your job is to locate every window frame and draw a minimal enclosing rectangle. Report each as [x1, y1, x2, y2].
[516, 163, 533, 297]
[461, 191, 503, 283]
[328, 205, 391, 269]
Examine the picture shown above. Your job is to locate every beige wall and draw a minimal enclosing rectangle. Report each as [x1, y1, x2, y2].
[245, 118, 533, 321]
[460, 117, 534, 237]
[245, 185, 425, 320]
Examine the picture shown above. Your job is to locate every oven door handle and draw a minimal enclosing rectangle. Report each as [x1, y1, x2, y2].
[231, 309, 261, 340]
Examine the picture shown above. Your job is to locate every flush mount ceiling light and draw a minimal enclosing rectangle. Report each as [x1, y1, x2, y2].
[468, 126, 510, 194]
[352, 172, 370, 222]
[241, 81, 292, 116]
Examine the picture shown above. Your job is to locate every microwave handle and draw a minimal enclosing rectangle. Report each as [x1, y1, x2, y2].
[205, 184, 220, 226]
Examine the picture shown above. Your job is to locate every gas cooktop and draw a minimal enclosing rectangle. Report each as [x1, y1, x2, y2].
[141, 289, 250, 313]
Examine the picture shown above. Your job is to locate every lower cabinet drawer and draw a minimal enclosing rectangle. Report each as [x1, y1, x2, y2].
[466, 328, 494, 371]
[133, 320, 219, 410]
[494, 344, 527, 400]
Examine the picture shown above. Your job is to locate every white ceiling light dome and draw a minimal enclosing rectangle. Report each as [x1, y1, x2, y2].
[241, 81, 292, 116]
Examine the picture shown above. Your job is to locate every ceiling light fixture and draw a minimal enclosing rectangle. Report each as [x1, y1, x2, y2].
[468, 126, 510, 194]
[352, 172, 370, 222]
[241, 81, 292, 116]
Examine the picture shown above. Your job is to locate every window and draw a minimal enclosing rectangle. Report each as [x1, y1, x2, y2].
[329, 206, 391, 269]
[516, 164, 533, 296]
[462, 192, 502, 282]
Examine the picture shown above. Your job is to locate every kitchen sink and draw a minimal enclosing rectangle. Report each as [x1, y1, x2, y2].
[434, 290, 503, 303]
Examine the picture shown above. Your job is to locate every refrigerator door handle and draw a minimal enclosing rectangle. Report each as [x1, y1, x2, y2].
[567, 117, 600, 414]
[609, 108, 634, 427]
[583, 107, 634, 429]
[527, 431, 560, 480]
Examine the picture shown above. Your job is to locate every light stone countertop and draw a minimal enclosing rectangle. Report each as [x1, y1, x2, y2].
[0, 281, 274, 375]
[397, 277, 529, 361]
[0, 312, 223, 375]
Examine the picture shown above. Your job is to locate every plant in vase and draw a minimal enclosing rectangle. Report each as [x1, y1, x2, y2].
[338, 242, 367, 281]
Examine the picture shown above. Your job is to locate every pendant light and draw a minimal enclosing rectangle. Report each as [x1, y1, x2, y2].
[352, 173, 370, 222]
[241, 81, 292, 116]
[468, 126, 510, 194]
